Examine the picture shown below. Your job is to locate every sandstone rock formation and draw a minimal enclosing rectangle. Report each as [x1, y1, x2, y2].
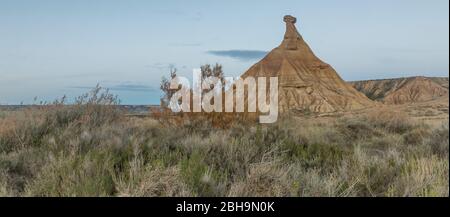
[350, 76, 449, 105]
[240, 15, 374, 113]
[429, 77, 449, 89]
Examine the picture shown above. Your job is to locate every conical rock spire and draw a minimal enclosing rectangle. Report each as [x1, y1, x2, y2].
[240, 15, 374, 113]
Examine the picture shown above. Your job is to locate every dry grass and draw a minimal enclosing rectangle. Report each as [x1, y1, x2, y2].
[0, 89, 448, 197]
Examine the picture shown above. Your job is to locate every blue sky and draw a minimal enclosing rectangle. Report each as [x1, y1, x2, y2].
[0, 0, 448, 105]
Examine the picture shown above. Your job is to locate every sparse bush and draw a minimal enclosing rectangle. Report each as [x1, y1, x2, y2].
[425, 124, 449, 157]
[180, 152, 226, 197]
[228, 163, 293, 197]
[403, 127, 430, 146]
[113, 155, 190, 197]
[366, 110, 414, 134]
[387, 156, 449, 197]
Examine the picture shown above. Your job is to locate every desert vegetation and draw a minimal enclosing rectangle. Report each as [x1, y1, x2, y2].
[0, 86, 448, 197]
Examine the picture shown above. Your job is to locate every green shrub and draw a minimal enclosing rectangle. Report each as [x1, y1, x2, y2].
[180, 152, 223, 196]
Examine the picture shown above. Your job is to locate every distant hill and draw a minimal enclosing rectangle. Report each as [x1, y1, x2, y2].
[350, 76, 449, 104]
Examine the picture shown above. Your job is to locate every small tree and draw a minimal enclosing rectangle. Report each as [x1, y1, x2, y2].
[160, 67, 178, 108]
[200, 63, 224, 86]
[157, 63, 243, 127]
[200, 63, 225, 99]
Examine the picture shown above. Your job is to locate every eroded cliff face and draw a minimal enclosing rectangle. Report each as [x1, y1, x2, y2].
[240, 15, 374, 113]
[429, 77, 449, 89]
[350, 77, 449, 105]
